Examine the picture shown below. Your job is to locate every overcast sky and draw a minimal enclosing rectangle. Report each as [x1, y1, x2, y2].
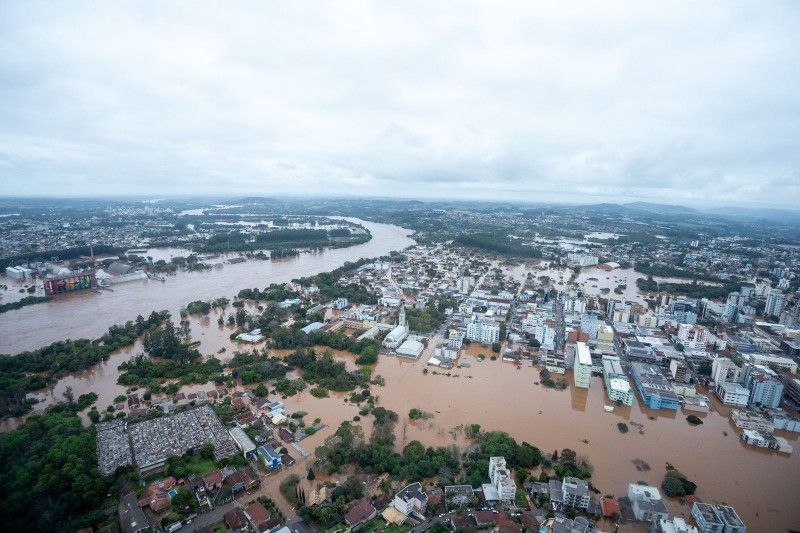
[1, 2, 799, 207]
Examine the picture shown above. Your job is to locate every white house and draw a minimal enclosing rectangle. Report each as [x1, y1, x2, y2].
[393, 482, 427, 516]
[627, 483, 668, 523]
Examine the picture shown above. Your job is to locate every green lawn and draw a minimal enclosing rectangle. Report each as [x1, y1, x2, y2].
[184, 456, 218, 476]
[361, 517, 411, 533]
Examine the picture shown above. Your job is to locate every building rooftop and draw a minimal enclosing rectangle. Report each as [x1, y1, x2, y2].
[575, 342, 591, 366]
[396, 482, 426, 503]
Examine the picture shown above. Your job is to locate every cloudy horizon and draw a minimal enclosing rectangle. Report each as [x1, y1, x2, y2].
[1, 2, 799, 207]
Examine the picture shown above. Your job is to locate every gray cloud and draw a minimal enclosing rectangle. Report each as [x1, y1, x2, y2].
[1, 1, 799, 206]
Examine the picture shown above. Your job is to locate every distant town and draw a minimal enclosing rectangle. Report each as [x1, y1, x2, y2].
[1, 197, 799, 533]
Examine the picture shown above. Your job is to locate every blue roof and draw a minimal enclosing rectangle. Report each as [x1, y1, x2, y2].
[257, 444, 281, 461]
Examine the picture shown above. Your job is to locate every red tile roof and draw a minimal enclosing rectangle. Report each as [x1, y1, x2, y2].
[601, 496, 620, 517]
[344, 499, 377, 526]
[245, 502, 271, 531]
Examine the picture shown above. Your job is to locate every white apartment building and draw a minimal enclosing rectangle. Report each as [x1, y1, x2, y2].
[573, 342, 592, 389]
[567, 253, 599, 267]
[392, 482, 427, 516]
[742, 353, 797, 373]
[711, 358, 741, 385]
[715, 382, 750, 406]
[677, 324, 709, 349]
[488, 457, 516, 501]
[627, 484, 668, 523]
[446, 330, 464, 350]
[602, 355, 634, 405]
[561, 477, 590, 510]
[765, 288, 786, 318]
[466, 320, 500, 344]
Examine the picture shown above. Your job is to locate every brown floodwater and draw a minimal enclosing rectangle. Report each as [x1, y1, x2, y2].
[10, 314, 799, 531]
[0, 218, 414, 354]
[226, 343, 800, 532]
[3, 227, 797, 530]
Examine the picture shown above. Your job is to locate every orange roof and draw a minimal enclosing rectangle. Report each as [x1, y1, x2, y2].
[601, 496, 620, 517]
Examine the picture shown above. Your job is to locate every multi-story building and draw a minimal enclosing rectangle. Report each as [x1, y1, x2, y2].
[742, 365, 784, 408]
[602, 355, 634, 405]
[630, 363, 680, 410]
[691, 502, 746, 533]
[670, 300, 698, 325]
[741, 353, 797, 374]
[466, 320, 500, 345]
[677, 323, 709, 349]
[597, 324, 615, 342]
[488, 457, 516, 501]
[653, 517, 699, 533]
[579, 312, 599, 339]
[711, 358, 741, 385]
[730, 409, 774, 433]
[560, 477, 590, 510]
[573, 342, 592, 389]
[567, 252, 599, 267]
[723, 292, 739, 323]
[627, 484, 668, 523]
[779, 373, 800, 409]
[393, 482, 427, 516]
[670, 359, 689, 383]
[446, 330, 464, 351]
[765, 288, 786, 318]
[715, 382, 750, 406]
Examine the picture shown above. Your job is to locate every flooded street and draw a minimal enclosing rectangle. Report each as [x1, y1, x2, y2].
[0, 218, 414, 354]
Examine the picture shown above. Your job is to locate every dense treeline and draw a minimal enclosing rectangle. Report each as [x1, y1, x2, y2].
[195, 228, 367, 253]
[0, 310, 170, 417]
[461, 431, 543, 487]
[636, 277, 737, 300]
[287, 348, 369, 392]
[143, 320, 200, 364]
[405, 299, 457, 332]
[226, 352, 289, 383]
[0, 295, 50, 315]
[256, 229, 329, 243]
[238, 284, 300, 302]
[455, 234, 543, 258]
[0, 244, 123, 270]
[634, 262, 717, 281]
[314, 411, 459, 483]
[271, 327, 380, 357]
[117, 355, 223, 392]
[296, 257, 381, 304]
[0, 405, 112, 532]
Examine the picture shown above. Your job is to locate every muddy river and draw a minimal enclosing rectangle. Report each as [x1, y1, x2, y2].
[0, 218, 414, 354]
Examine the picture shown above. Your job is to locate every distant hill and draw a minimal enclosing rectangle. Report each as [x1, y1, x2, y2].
[623, 201, 697, 215]
[702, 206, 800, 223]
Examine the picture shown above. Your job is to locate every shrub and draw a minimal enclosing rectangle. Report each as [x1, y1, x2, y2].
[686, 415, 703, 426]
[617, 422, 629, 433]
[310, 387, 329, 398]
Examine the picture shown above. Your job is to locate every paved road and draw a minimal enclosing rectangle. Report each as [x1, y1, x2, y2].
[181, 501, 239, 532]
